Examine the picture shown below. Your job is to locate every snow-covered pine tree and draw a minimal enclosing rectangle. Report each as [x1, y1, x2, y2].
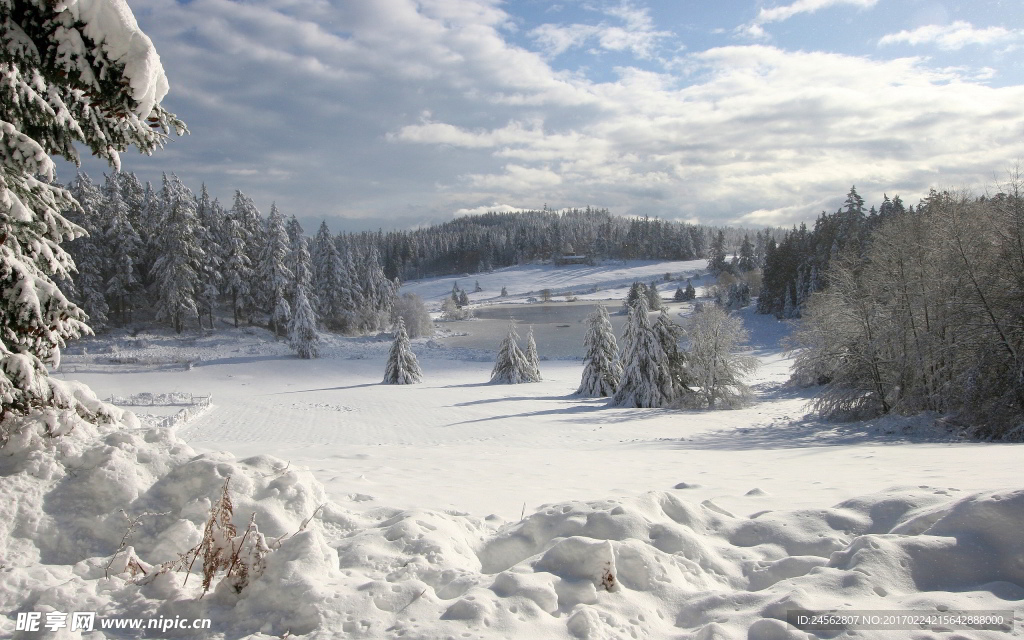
[152, 175, 204, 334]
[337, 240, 362, 332]
[525, 325, 542, 381]
[684, 279, 696, 300]
[577, 304, 622, 397]
[738, 235, 756, 272]
[194, 184, 223, 329]
[312, 222, 355, 331]
[613, 294, 673, 408]
[383, 317, 422, 384]
[1, 0, 183, 420]
[65, 173, 109, 328]
[654, 309, 696, 403]
[288, 281, 320, 359]
[647, 280, 663, 311]
[258, 204, 293, 337]
[285, 215, 305, 301]
[102, 173, 142, 326]
[674, 287, 685, 302]
[622, 281, 647, 313]
[707, 230, 729, 276]
[491, 323, 534, 384]
[230, 190, 264, 322]
[219, 208, 252, 327]
[291, 228, 312, 292]
[360, 245, 396, 333]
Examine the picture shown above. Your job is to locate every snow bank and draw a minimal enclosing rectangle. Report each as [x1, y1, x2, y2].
[3, 407, 1021, 639]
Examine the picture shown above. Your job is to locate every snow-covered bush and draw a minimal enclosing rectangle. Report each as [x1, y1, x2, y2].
[394, 292, 434, 338]
[686, 304, 758, 408]
[440, 296, 472, 321]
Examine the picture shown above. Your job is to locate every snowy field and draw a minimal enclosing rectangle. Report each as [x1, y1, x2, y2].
[4, 260, 1023, 639]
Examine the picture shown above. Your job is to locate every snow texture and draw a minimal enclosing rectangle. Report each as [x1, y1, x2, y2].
[2, 261, 1022, 639]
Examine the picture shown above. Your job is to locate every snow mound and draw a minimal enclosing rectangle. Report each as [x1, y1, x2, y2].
[3, 409, 1022, 638]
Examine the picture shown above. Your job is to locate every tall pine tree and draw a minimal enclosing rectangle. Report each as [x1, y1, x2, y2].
[258, 204, 293, 337]
[152, 175, 204, 334]
[613, 295, 673, 408]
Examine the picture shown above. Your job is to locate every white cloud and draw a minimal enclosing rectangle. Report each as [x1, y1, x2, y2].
[88, 0, 1024, 232]
[755, 0, 878, 24]
[879, 21, 1023, 51]
[529, 1, 671, 59]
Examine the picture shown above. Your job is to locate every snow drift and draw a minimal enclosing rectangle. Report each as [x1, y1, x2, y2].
[2, 406, 1021, 639]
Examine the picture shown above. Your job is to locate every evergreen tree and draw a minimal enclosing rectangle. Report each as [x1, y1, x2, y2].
[259, 204, 293, 337]
[738, 235, 756, 272]
[613, 295, 673, 407]
[219, 210, 252, 327]
[707, 230, 729, 276]
[194, 184, 223, 329]
[1, 0, 182, 419]
[152, 175, 204, 334]
[102, 173, 142, 326]
[647, 280, 663, 311]
[65, 173, 109, 328]
[383, 317, 422, 384]
[674, 286, 685, 302]
[230, 190, 264, 322]
[525, 325, 541, 380]
[684, 279, 696, 300]
[491, 323, 536, 384]
[654, 309, 695, 402]
[577, 304, 622, 397]
[623, 281, 647, 313]
[288, 282, 320, 359]
[313, 223, 355, 331]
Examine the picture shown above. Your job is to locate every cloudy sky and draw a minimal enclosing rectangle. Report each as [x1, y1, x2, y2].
[70, 0, 1024, 232]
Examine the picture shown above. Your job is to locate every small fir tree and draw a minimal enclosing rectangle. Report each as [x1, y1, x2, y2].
[491, 323, 536, 384]
[623, 281, 647, 313]
[383, 317, 423, 384]
[577, 304, 622, 397]
[525, 326, 542, 380]
[647, 280, 663, 311]
[683, 280, 696, 301]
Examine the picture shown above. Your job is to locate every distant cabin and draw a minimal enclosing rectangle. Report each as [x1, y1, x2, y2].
[554, 254, 590, 266]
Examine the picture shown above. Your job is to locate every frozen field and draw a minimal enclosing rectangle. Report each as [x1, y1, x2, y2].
[5, 260, 1022, 639]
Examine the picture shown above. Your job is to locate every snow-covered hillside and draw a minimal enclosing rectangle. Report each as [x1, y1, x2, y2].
[3, 261, 1022, 639]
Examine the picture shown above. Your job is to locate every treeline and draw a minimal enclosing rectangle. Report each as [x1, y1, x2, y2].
[757, 186, 906, 318]
[62, 172, 396, 336]
[365, 208, 762, 281]
[782, 177, 1024, 438]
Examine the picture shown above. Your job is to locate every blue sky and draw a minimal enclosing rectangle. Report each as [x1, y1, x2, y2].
[67, 0, 1024, 232]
